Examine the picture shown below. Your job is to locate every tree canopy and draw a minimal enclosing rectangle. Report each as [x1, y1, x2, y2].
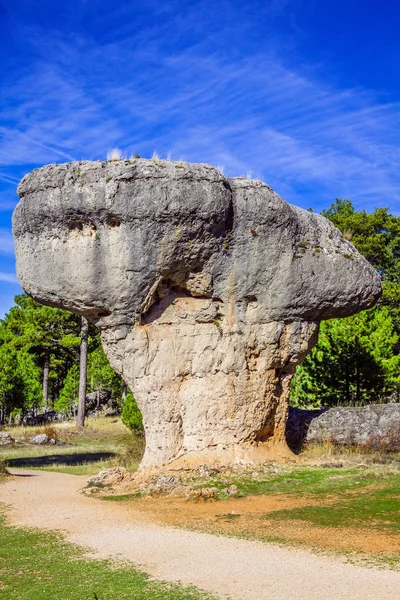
[290, 199, 400, 408]
[0, 294, 139, 426]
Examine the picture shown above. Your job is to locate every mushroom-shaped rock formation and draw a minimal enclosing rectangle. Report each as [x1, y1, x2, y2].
[13, 160, 381, 468]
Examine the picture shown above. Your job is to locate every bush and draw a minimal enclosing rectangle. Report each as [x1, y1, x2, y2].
[42, 425, 58, 441]
[121, 393, 143, 432]
[363, 428, 400, 454]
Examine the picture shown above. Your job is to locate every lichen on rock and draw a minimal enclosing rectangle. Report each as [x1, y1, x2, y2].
[13, 159, 381, 469]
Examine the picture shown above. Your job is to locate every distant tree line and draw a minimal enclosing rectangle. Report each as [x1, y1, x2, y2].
[0, 294, 141, 429]
[290, 199, 400, 408]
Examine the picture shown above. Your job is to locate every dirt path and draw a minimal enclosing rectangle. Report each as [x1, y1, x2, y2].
[1, 469, 399, 600]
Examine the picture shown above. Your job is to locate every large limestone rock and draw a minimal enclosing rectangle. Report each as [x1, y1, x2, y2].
[306, 403, 400, 446]
[13, 159, 381, 468]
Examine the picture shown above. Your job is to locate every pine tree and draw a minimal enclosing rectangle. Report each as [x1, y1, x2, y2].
[291, 199, 400, 408]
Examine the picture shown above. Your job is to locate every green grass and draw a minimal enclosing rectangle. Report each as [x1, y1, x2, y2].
[190, 466, 400, 499]
[103, 492, 142, 502]
[266, 481, 400, 532]
[103, 465, 400, 508]
[0, 511, 215, 600]
[0, 418, 144, 476]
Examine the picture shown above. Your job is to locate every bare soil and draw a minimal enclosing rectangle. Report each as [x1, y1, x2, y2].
[126, 492, 400, 555]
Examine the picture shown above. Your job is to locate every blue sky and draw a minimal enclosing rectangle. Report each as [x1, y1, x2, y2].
[1, 0, 400, 317]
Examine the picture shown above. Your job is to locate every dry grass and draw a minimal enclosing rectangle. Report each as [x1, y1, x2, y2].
[1, 417, 144, 476]
[106, 147, 124, 161]
[301, 438, 400, 468]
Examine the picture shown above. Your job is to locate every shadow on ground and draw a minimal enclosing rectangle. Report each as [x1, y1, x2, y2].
[6, 452, 115, 468]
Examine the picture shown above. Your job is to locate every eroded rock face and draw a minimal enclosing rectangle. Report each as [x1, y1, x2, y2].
[306, 404, 400, 446]
[13, 159, 381, 468]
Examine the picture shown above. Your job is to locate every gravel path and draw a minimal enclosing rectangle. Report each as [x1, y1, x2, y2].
[1, 469, 399, 600]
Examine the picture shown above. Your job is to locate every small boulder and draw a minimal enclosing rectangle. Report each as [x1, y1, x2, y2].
[197, 465, 220, 477]
[86, 466, 128, 489]
[188, 487, 218, 500]
[85, 390, 112, 411]
[31, 434, 50, 445]
[148, 475, 182, 495]
[104, 406, 120, 417]
[0, 432, 14, 446]
[21, 410, 64, 426]
[224, 484, 239, 497]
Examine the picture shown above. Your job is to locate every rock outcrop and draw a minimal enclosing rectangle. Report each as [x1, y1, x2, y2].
[285, 406, 325, 450]
[0, 432, 14, 446]
[306, 403, 400, 447]
[13, 159, 381, 468]
[20, 410, 65, 426]
[31, 434, 52, 445]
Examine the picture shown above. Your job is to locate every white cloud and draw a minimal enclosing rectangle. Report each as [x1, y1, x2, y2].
[0, 189, 18, 211]
[0, 228, 15, 255]
[0, 172, 20, 184]
[0, 14, 399, 213]
[0, 271, 18, 283]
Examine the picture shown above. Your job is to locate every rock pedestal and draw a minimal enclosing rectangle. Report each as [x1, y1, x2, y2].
[13, 159, 381, 468]
[103, 299, 319, 467]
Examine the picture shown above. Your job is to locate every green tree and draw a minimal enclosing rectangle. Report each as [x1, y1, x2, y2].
[55, 365, 79, 415]
[0, 341, 20, 424]
[86, 345, 122, 402]
[291, 199, 400, 408]
[0, 294, 128, 421]
[0, 317, 42, 422]
[121, 392, 143, 432]
[322, 199, 400, 329]
[291, 307, 400, 407]
[56, 343, 124, 416]
[3, 295, 81, 408]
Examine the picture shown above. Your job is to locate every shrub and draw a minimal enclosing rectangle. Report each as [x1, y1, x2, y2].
[42, 425, 58, 441]
[121, 393, 143, 432]
[363, 427, 400, 454]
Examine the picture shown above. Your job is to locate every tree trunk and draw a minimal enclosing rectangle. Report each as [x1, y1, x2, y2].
[76, 317, 89, 427]
[43, 348, 50, 409]
[96, 389, 100, 409]
[121, 381, 127, 404]
[0, 403, 4, 426]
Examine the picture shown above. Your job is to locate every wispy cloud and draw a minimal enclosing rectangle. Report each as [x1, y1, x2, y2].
[0, 172, 20, 184]
[0, 189, 18, 212]
[0, 228, 15, 255]
[0, 271, 18, 284]
[0, 2, 399, 215]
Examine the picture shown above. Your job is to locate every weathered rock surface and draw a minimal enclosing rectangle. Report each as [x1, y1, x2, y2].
[86, 467, 128, 489]
[85, 390, 121, 417]
[0, 432, 14, 446]
[13, 159, 381, 468]
[31, 434, 50, 445]
[306, 403, 400, 446]
[21, 410, 65, 426]
[85, 390, 112, 410]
